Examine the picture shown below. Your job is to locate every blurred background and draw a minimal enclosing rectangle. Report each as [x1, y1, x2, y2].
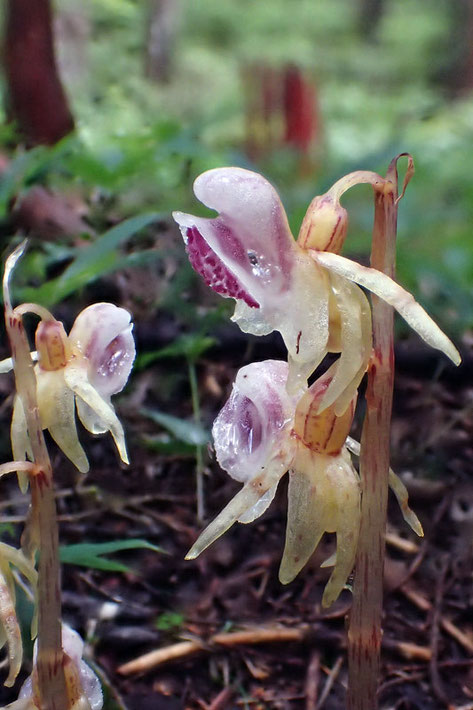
[1, 0, 473, 332]
[1, 3, 473, 708]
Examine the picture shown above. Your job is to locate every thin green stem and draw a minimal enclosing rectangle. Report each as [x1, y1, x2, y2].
[188, 359, 205, 522]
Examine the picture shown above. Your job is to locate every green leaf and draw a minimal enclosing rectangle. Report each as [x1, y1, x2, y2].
[141, 408, 210, 446]
[142, 436, 198, 456]
[135, 333, 217, 370]
[16, 213, 161, 306]
[59, 539, 164, 573]
[154, 612, 185, 631]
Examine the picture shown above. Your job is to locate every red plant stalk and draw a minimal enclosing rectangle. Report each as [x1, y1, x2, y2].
[4, 246, 69, 710]
[347, 156, 414, 710]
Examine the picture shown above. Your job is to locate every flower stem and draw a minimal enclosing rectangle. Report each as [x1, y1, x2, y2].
[347, 156, 413, 709]
[4, 246, 68, 710]
[188, 359, 205, 522]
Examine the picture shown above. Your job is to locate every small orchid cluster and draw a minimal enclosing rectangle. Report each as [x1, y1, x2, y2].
[0, 243, 135, 707]
[1, 295, 135, 478]
[174, 166, 460, 606]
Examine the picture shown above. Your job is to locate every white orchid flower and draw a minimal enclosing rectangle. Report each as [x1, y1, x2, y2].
[173, 167, 460, 407]
[187, 360, 359, 606]
[1, 246, 135, 474]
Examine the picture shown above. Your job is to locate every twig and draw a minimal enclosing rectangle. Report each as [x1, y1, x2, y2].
[429, 555, 450, 705]
[401, 585, 473, 655]
[385, 531, 419, 555]
[118, 620, 431, 679]
[118, 625, 310, 675]
[305, 650, 320, 710]
[317, 655, 343, 709]
[382, 639, 431, 662]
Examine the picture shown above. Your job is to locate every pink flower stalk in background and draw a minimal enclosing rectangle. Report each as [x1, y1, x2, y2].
[173, 168, 459, 406]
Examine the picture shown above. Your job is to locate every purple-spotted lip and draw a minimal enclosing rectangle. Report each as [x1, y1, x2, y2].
[185, 226, 260, 308]
[173, 167, 297, 307]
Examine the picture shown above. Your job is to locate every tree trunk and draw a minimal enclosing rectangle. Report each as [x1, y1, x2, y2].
[145, 0, 180, 83]
[358, 0, 385, 40]
[4, 0, 74, 146]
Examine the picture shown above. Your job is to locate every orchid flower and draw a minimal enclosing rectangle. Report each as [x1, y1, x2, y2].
[15, 624, 103, 710]
[187, 360, 356, 606]
[1, 245, 135, 475]
[187, 359, 422, 606]
[173, 168, 460, 408]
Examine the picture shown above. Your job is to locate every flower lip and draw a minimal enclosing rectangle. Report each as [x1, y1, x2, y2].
[212, 360, 301, 483]
[173, 167, 297, 303]
[69, 302, 136, 397]
[185, 225, 259, 307]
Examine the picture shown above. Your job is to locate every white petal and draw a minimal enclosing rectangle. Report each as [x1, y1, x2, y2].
[64, 362, 129, 464]
[69, 303, 135, 397]
[312, 251, 461, 366]
[389, 470, 423, 537]
[75, 398, 107, 435]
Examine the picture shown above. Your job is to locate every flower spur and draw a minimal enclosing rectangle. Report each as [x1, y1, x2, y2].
[173, 167, 460, 409]
[1, 243, 135, 476]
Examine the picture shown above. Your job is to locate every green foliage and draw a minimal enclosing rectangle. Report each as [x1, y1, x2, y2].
[16, 212, 161, 307]
[141, 408, 210, 447]
[154, 611, 185, 632]
[135, 333, 216, 371]
[59, 539, 164, 573]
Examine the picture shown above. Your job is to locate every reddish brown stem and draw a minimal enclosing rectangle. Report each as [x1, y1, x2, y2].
[347, 156, 412, 709]
[4, 249, 68, 709]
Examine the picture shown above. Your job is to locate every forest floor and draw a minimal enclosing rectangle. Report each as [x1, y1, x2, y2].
[0, 237, 471, 710]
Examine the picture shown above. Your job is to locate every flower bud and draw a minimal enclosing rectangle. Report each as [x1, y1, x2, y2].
[293, 368, 356, 455]
[35, 320, 71, 371]
[298, 195, 348, 254]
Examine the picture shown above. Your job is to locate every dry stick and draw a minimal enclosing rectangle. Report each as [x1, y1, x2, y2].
[347, 155, 414, 710]
[3, 245, 69, 710]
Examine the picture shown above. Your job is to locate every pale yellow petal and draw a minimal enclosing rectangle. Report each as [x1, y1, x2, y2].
[75, 398, 107, 435]
[345, 436, 423, 538]
[186, 471, 283, 560]
[11, 397, 32, 493]
[0, 563, 22, 687]
[318, 274, 371, 414]
[312, 251, 461, 366]
[321, 454, 361, 607]
[279, 460, 328, 585]
[64, 362, 129, 464]
[36, 371, 89, 473]
[388, 470, 423, 537]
